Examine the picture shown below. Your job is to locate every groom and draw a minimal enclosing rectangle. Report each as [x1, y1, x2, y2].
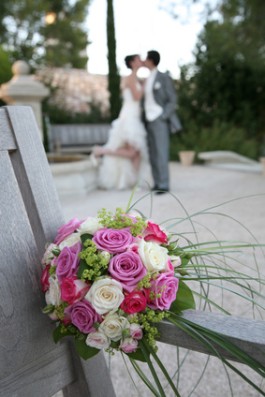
[143, 50, 181, 194]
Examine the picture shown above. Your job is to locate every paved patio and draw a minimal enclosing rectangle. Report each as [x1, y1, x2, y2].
[56, 162, 265, 397]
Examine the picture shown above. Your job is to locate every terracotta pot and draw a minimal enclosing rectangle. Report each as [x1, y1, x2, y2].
[260, 157, 265, 176]
[179, 150, 195, 166]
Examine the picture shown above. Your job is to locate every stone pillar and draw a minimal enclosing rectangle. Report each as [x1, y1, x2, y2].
[0, 60, 49, 140]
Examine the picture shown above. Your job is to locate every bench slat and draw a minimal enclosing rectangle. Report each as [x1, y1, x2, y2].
[158, 310, 265, 365]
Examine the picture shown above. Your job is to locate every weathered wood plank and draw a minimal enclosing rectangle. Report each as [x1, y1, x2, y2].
[0, 151, 66, 384]
[0, 108, 16, 151]
[1, 106, 116, 397]
[5, 106, 64, 247]
[158, 310, 265, 365]
[0, 343, 75, 397]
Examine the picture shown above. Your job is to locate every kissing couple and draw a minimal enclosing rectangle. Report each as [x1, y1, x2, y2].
[92, 50, 182, 194]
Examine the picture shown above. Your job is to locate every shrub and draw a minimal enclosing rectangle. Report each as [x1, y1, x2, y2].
[170, 120, 258, 161]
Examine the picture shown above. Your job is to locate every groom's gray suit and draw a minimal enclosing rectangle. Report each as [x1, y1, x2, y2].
[144, 70, 181, 191]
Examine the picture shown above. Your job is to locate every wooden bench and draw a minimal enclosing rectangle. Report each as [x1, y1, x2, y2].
[49, 123, 110, 154]
[0, 106, 264, 396]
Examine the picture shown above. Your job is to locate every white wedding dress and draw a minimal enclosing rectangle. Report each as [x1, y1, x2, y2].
[98, 85, 150, 190]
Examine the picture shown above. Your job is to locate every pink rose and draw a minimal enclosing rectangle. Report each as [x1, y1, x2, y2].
[120, 290, 147, 314]
[92, 228, 134, 254]
[120, 337, 138, 353]
[61, 277, 90, 305]
[143, 221, 168, 244]
[130, 323, 143, 340]
[109, 251, 147, 292]
[41, 265, 50, 292]
[65, 300, 101, 334]
[54, 218, 82, 245]
[148, 272, 179, 310]
[55, 242, 81, 282]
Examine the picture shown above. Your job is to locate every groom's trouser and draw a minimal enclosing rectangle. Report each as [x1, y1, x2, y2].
[146, 116, 170, 190]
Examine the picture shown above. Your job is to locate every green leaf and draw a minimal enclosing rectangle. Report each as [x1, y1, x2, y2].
[180, 253, 193, 267]
[127, 347, 148, 362]
[80, 233, 93, 245]
[77, 259, 88, 278]
[42, 304, 55, 314]
[53, 324, 77, 343]
[74, 338, 100, 360]
[170, 279, 196, 313]
[52, 248, 60, 257]
[53, 324, 66, 343]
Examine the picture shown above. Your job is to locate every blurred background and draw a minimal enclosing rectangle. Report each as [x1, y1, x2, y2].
[0, 0, 265, 161]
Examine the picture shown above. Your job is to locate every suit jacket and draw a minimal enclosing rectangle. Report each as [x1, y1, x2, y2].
[142, 70, 182, 134]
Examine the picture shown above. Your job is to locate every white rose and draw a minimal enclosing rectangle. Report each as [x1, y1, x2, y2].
[59, 232, 81, 249]
[138, 239, 168, 272]
[45, 276, 61, 306]
[78, 217, 101, 235]
[42, 243, 58, 265]
[86, 331, 110, 349]
[99, 313, 130, 342]
[85, 278, 124, 314]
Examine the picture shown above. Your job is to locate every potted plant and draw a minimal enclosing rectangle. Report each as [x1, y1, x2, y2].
[258, 135, 265, 175]
[178, 149, 196, 166]
[177, 129, 196, 166]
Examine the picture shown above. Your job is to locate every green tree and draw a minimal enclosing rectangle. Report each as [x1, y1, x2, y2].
[0, 47, 12, 84]
[41, 0, 89, 68]
[106, 0, 121, 120]
[176, 0, 265, 159]
[0, 0, 89, 68]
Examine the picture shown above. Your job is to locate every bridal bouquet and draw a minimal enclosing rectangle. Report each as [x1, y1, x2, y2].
[41, 206, 265, 396]
[41, 208, 194, 359]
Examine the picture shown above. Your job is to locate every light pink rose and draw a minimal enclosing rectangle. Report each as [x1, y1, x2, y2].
[109, 251, 146, 292]
[148, 272, 179, 310]
[86, 331, 110, 350]
[92, 228, 134, 254]
[54, 218, 82, 245]
[120, 337, 138, 353]
[143, 221, 168, 244]
[127, 243, 139, 254]
[129, 323, 143, 340]
[55, 242, 81, 282]
[61, 277, 90, 305]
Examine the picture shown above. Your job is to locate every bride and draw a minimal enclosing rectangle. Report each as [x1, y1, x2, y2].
[92, 54, 150, 190]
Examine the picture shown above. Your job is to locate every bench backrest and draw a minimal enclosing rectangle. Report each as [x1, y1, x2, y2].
[0, 106, 115, 397]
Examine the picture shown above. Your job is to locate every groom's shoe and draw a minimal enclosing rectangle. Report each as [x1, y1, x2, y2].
[155, 188, 169, 195]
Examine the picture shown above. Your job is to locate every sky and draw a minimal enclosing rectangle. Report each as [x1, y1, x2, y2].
[86, 0, 218, 79]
